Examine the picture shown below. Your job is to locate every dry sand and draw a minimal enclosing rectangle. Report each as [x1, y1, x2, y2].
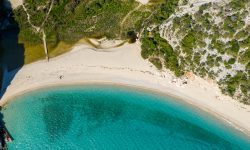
[136, 0, 149, 5]
[1, 42, 250, 136]
[6, 0, 23, 9]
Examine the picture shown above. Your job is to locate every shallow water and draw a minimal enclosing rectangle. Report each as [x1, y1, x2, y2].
[2, 85, 250, 150]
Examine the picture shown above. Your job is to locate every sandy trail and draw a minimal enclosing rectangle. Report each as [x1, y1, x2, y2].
[120, 3, 142, 35]
[136, 0, 149, 5]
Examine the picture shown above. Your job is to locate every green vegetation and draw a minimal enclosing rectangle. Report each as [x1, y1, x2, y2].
[139, 0, 250, 103]
[140, 0, 183, 76]
[229, 0, 248, 10]
[181, 31, 196, 58]
[141, 30, 183, 76]
[149, 58, 162, 70]
[141, 36, 156, 59]
[14, 0, 142, 63]
[227, 40, 240, 56]
[238, 50, 250, 64]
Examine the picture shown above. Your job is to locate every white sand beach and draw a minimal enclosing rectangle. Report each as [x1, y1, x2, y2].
[1, 42, 250, 136]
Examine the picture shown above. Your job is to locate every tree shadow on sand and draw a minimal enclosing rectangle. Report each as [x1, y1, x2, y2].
[0, 0, 24, 147]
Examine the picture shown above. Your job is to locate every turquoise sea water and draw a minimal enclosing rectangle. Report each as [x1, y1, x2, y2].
[2, 85, 250, 150]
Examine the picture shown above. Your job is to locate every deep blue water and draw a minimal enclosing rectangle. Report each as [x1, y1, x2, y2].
[2, 85, 250, 150]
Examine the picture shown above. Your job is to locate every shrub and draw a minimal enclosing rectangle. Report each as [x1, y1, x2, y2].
[127, 31, 137, 43]
[181, 31, 196, 55]
[149, 58, 162, 70]
[228, 58, 236, 64]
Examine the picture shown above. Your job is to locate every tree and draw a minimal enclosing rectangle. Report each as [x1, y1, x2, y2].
[21, 0, 55, 61]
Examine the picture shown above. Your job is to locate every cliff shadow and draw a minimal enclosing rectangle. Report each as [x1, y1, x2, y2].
[0, 0, 22, 147]
[0, 0, 24, 99]
[0, 106, 14, 149]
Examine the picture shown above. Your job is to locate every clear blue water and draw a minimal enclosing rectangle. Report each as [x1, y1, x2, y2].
[2, 85, 250, 150]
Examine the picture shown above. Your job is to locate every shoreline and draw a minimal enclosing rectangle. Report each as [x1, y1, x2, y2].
[1, 42, 250, 138]
[2, 81, 250, 138]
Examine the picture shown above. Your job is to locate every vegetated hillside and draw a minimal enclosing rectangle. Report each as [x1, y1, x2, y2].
[17, 0, 137, 42]
[13, 0, 159, 63]
[13, 0, 249, 104]
[15, 0, 181, 63]
[141, 0, 250, 104]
